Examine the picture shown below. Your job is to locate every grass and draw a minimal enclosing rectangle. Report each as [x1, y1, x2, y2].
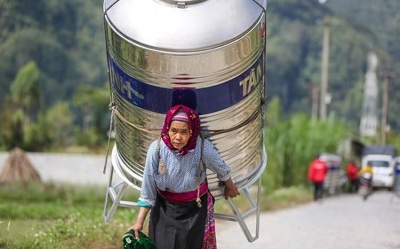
[0, 182, 135, 249]
[0, 182, 313, 248]
[262, 185, 313, 211]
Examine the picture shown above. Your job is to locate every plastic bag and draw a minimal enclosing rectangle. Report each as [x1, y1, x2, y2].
[122, 230, 157, 249]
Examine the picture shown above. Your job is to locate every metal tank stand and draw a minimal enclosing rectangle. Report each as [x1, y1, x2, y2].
[103, 146, 139, 223]
[214, 149, 267, 243]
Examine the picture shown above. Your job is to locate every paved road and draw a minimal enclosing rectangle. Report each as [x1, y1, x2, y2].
[216, 191, 400, 249]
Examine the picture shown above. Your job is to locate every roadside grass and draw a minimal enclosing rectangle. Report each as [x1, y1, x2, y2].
[214, 184, 313, 215]
[262, 185, 313, 211]
[0, 182, 136, 249]
[0, 183, 313, 248]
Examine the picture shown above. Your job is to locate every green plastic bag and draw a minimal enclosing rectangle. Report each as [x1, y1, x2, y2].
[122, 230, 157, 249]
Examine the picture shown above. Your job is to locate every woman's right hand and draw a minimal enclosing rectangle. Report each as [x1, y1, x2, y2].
[127, 206, 151, 239]
[127, 222, 143, 239]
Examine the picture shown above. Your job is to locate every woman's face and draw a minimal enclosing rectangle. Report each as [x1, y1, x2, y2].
[168, 120, 190, 150]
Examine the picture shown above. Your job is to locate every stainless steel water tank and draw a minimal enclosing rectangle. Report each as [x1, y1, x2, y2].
[103, 0, 267, 198]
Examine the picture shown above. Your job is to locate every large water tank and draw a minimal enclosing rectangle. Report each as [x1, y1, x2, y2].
[103, 0, 267, 198]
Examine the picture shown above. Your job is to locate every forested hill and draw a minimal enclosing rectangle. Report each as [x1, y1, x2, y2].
[267, 0, 400, 130]
[327, 0, 400, 63]
[0, 0, 399, 142]
[0, 0, 106, 105]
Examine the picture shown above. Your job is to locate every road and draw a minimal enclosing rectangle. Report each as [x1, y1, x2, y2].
[216, 191, 400, 249]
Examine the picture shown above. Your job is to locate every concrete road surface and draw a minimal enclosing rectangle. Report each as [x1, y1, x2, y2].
[216, 191, 400, 249]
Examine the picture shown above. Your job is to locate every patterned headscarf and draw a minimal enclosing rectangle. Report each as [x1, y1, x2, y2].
[161, 105, 200, 156]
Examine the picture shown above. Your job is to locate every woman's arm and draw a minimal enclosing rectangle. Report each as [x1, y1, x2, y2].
[127, 206, 151, 239]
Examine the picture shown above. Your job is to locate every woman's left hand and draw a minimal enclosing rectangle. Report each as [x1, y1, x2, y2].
[224, 179, 240, 199]
[225, 185, 240, 199]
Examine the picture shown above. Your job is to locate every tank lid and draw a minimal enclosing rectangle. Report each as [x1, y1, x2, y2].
[104, 0, 265, 51]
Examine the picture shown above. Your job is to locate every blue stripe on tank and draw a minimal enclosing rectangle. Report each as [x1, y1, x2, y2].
[109, 54, 264, 115]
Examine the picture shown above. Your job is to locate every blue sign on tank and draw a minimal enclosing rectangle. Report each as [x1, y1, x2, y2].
[109, 55, 264, 115]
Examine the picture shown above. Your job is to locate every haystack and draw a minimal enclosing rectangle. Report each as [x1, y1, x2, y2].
[0, 147, 41, 185]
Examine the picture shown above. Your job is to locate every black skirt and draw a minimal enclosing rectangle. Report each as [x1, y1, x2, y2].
[149, 192, 208, 249]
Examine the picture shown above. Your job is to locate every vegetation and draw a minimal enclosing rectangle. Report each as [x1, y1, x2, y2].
[0, 183, 135, 249]
[262, 96, 353, 191]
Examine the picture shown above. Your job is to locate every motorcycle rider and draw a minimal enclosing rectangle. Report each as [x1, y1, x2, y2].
[358, 163, 374, 196]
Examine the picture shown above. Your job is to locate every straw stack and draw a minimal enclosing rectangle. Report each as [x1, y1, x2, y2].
[0, 147, 41, 185]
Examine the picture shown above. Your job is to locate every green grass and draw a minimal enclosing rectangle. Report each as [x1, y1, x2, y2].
[0, 182, 136, 249]
[262, 185, 313, 211]
[0, 182, 313, 248]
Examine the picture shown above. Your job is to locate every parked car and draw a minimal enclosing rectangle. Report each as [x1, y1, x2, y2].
[361, 145, 397, 190]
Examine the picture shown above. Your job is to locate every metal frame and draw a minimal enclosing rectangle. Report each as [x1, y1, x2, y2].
[103, 145, 267, 242]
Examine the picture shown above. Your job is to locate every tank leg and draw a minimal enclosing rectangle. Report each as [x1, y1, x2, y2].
[214, 176, 262, 242]
[103, 167, 130, 222]
[103, 163, 139, 222]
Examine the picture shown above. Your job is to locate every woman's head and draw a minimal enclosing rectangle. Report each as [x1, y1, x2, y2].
[161, 105, 200, 155]
[168, 111, 190, 150]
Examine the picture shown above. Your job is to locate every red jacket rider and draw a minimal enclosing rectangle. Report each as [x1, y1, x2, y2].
[308, 157, 328, 183]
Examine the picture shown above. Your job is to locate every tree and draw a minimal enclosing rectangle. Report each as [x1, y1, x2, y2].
[10, 61, 42, 126]
[73, 85, 108, 131]
[0, 101, 25, 150]
[72, 84, 110, 147]
[45, 101, 75, 148]
[265, 96, 282, 127]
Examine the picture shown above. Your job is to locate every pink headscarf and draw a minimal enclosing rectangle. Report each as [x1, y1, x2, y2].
[161, 105, 200, 156]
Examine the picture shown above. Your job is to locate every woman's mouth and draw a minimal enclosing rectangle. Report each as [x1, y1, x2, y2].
[173, 142, 183, 148]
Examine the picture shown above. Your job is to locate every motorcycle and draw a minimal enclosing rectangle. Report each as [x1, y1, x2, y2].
[358, 172, 373, 200]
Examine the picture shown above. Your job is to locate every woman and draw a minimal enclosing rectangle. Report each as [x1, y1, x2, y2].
[127, 104, 240, 249]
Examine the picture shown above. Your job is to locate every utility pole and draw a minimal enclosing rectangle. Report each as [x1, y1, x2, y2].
[320, 17, 330, 121]
[306, 84, 319, 121]
[381, 71, 391, 144]
[311, 85, 319, 121]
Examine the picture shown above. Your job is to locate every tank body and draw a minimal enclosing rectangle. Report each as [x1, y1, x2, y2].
[104, 0, 267, 196]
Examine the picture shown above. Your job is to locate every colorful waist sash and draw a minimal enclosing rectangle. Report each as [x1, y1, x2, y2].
[157, 181, 208, 203]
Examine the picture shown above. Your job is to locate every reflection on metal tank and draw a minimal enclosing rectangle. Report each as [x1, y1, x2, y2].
[103, 0, 267, 198]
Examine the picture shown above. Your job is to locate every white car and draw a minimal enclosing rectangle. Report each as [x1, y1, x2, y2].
[362, 154, 395, 190]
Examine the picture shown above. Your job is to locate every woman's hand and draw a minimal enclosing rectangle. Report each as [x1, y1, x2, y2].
[127, 207, 151, 239]
[223, 178, 240, 199]
[127, 222, 143, 239]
